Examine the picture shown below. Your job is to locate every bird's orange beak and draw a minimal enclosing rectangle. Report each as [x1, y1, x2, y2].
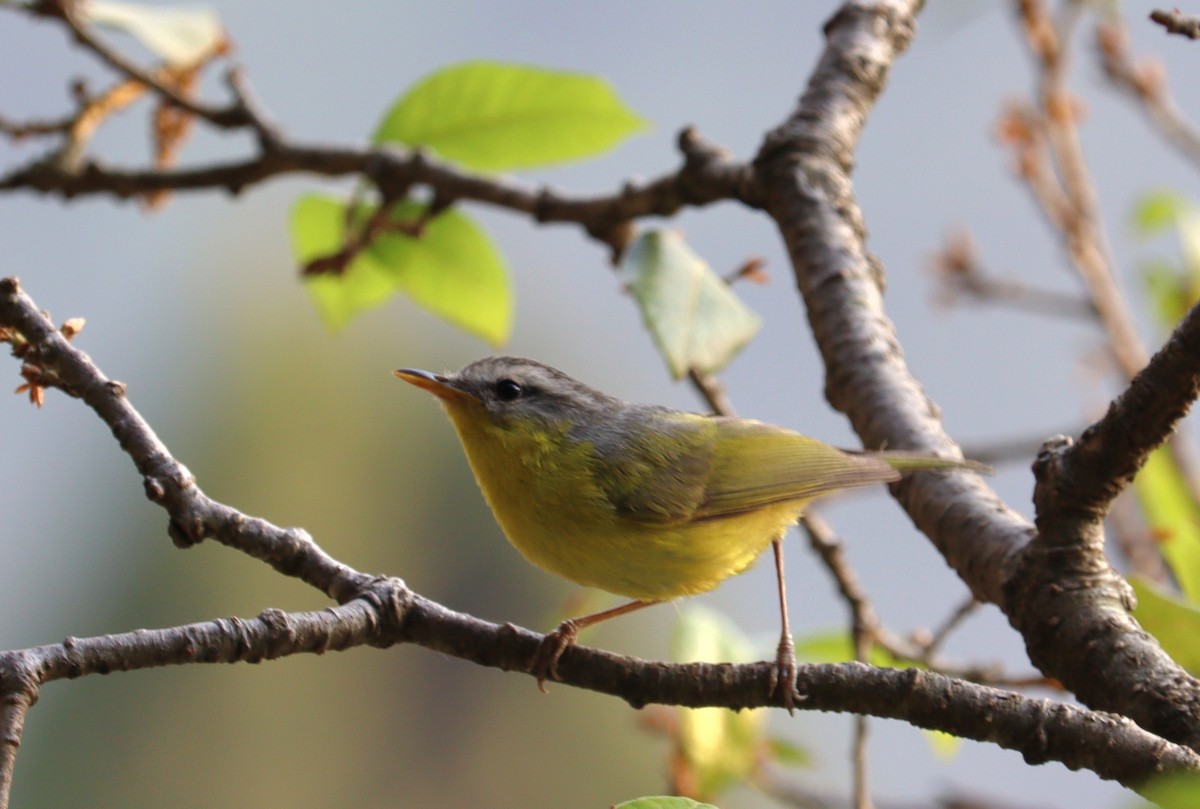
[394, 368, 477, 403]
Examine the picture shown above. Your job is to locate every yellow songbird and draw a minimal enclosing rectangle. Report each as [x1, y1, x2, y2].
[396, 356, 979, 708]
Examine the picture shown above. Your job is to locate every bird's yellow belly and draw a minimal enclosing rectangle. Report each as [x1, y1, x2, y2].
[545, 507, 801, 600]
[448, 409, 803, 601]
[478, 456, 799, 599]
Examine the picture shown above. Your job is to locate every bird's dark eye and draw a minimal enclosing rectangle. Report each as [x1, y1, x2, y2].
[495, 379, 523, 402]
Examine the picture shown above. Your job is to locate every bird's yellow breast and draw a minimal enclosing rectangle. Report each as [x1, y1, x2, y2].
[442, 402, 799, 600]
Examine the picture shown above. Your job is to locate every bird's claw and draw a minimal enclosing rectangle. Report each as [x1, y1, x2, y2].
[529, 619, 580, 693]
[770, 632, 806, 714]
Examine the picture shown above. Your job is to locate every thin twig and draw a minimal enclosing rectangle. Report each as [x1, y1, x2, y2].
[1018, 1, 1147, 377]
[920, 597, 979, 658]
[1107, 492, 1174, 587]
[1098, 21, 1200, 167]
[31, 0, 246, 128]
[1150, 8, 1200, 39]
[851, 714, 873, 809]
[0, 127, 761, 245]
[931, 229, 1096, 320]
[686, 367, 738, 417]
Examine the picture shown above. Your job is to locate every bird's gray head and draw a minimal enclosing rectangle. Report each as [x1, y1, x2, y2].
[443, 356, 622, 429]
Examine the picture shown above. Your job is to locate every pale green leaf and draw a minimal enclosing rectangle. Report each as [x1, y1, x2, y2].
[1178, 208, 1200, 275]
[924, 729, 963, 761]
[793, 630, 899, 669]
[1133, 190, 1189, 237]
[622, 230, 761, 380]
[290, 195, 395, 331]
[373, 60, 648, 170]
[288, 195, 512, 343]
[670, 607, 767, 799]
[1142, 260, 1193, 328]
[1131, 577, 1200, 674]
[1131, 448, 1200, 599]
[369, 202, 512, 346]
[613, 798, 719, 809]
[671, 605, 756, 665]
[1128, 771, 1200, 809]
[766, 738, 812, 769]
[78, 1, 224, 66]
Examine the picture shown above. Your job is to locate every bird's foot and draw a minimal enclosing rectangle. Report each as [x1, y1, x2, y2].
[770, 632, 807, 714]
[528, 618, 580, 693]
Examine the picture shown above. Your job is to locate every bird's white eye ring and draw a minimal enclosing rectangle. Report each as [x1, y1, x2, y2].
[495, 379, 523, 402]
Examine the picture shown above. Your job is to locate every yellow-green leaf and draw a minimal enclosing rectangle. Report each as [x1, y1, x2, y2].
[288, 195, 512, 344]
[924, 729, 963, 761]
[1131, 448, 1200, 599]
[613, 799, 719, 809]
[374, 61, 648, 171]
[1134, 191, 1200, 330]
[766, 738, 812, 769]
[1133, 190, 1189, 237]
[290, 195, 396, 331]
[622, 230, 761, 380]
[670, 607, 769, 800]
[1128, 771, 1200, 809]
[1131, 576, 1200, 675]
[793, 630, 897, 669]
[369, 202, 512, 346]
[1143, 259, 1195, 329]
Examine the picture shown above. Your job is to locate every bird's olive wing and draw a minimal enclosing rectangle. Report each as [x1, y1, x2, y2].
[585, 409, 718, 525]
[691, 418, 901, 519]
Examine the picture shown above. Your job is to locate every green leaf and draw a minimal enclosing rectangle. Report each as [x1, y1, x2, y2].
[672, 605, 756, 665]
[1131, 577, 1200, 674]
[288, 194, 512, 344]
[374, 61, 648, 171]
[924, 729, 963, 761]
[793, 630, 898, 669]
[1178, 208, 1200, 274]
[1131, 448, 1200, 599]
[1142, 259, 1193, 329]
[78, 1, 224, 66]
[622, 230, 762, 380]
[290, 195, 396, 330]
[669, 607, 767, 800]
[369, 202, 512, 346]
[1129, 771, 1200, 809]
[612, 799, 719, 809]
[1133, 190, 1190, 237]
[766, 738, 812, 769]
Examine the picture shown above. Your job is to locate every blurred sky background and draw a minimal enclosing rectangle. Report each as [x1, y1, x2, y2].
[1, 1, 1196, 807]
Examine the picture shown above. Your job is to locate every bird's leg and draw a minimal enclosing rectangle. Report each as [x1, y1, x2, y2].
[530, 598, 659, 692]
[771, 536, 804, 713]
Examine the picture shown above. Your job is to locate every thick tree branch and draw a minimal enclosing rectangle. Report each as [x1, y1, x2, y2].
[750, 0, 1200, 754]
[0, 581, 1195, 800]
[1019, 299, 1200, 745]
[1036, 300, 1200, 521]
[754, 0, 1025, 609]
